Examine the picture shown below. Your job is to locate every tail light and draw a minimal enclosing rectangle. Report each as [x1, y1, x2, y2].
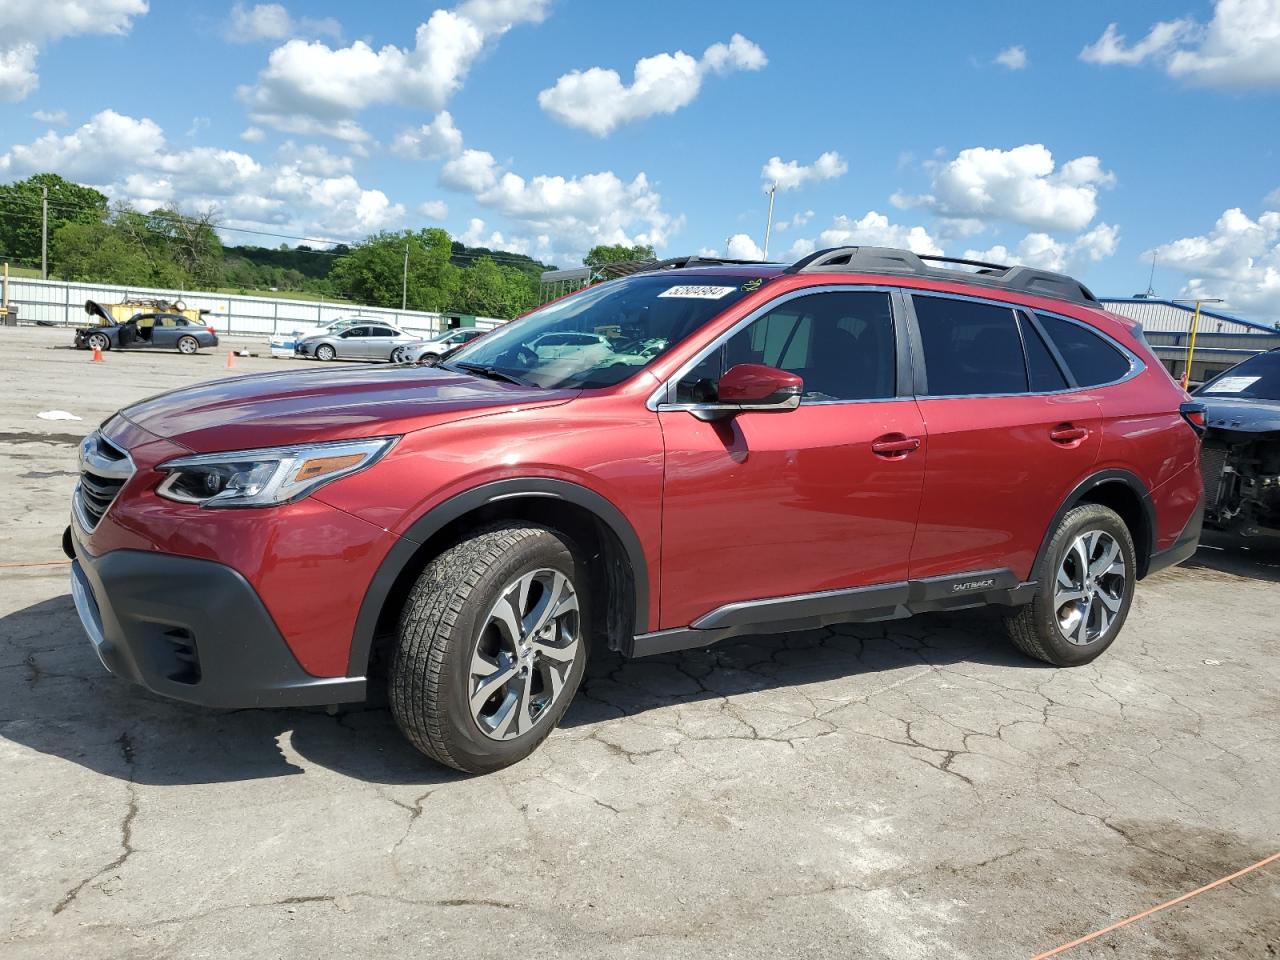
[1180, 401, 1207, 435]
[207, 326, 217, 335]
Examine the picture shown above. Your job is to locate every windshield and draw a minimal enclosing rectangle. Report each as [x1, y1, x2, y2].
[442, 274, 763, 389]
[1196, 351, 1280, 401]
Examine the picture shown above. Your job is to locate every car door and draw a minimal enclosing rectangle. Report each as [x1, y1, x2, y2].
[150, 315, 181, 349]
[904, 293, 1102, 582]
[365, 325, 400, 360]
[338, 325, 372, 358]
[657, 287, 927, 630]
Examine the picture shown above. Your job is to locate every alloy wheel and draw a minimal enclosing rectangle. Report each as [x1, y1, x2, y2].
[1054, 529, 1127, 646]
[469, 568, 581, 741]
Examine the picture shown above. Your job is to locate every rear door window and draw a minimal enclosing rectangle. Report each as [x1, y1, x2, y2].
[913, 296, 1028, 396]
[1035, 313, 1132, 386]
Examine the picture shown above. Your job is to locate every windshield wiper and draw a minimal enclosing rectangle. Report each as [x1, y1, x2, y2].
[447, 361, 531, 387]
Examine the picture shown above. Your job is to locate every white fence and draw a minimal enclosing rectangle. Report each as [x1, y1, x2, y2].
[0, 274, 504, 339]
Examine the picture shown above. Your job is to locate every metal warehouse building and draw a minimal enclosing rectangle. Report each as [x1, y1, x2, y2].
[1101, 298, 1279, 386]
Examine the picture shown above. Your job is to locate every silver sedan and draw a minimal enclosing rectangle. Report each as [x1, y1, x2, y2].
[296, 323, 419, 361]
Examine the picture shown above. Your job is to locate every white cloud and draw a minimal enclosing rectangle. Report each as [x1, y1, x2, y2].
[1081, 1, 1280, 89]
[0, 0, 147, 101]
[418, 200, 449, 220]
[240, 126, 266, 142]
[1080, 19, 1193, 66]
[1147, 207, 1280, 319]
[537, 33, 766, 136]
[816, 211, 944, 256]
[773, 209, 814, 232]
[892, 144, 1114, 233]
[227, 3, 341, 43]
[391, 111, 464, 160]
[762, 151, 847, 192]
[725, 234, 765, 260]
[31, 108, 69, 125]
[964, 223, 1119, 273]
[0, 109, 403, 241]
[239, 0, 547, 138]
[458, 217, 532, 254]
[994, 45, 1028, 69]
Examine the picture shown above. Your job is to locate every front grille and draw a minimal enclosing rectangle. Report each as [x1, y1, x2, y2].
[1200, 442, 1230, 510]
[76, 432, 134, 530]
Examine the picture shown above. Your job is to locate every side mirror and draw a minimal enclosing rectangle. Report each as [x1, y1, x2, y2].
[678, 363, 803, 421]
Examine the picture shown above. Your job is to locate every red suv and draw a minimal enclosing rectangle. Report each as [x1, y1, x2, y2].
[65, 247, 1204, 772]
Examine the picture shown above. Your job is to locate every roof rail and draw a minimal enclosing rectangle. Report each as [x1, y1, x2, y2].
[784, 246, 1099, 307]
[640, 255, 777, 272]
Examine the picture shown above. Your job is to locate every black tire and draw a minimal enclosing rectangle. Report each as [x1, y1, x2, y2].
[88, 332, 110, 352]
[177, 335, 199, 355]
[390, 524, 589, 773]
[419, 352, 440, 366]
[1005, 503, 1136, 666]
[315, 343, 336, 361]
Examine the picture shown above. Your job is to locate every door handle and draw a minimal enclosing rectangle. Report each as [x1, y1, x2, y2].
[871, 435, 922, 457]
[1049, 424, 1089, 444]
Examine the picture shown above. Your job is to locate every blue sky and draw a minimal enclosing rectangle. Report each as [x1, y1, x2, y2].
[2, 0, 1279, 316]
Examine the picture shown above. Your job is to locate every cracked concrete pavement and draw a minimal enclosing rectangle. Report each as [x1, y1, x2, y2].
[1, 326, 1278, 959]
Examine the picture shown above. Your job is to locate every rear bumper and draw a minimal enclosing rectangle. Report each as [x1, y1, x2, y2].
[66, 524, 365, 708]
[1146, 495, 1205, 577]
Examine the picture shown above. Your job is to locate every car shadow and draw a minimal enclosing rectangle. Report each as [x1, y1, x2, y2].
[1182, 532, 1280, 584]
[1, 593, 1040, 787]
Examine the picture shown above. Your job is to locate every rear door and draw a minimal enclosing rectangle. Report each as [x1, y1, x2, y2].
[905, 293, 1102, 582]
[365, 325, 400, 360]
[150, 315, 181, 348]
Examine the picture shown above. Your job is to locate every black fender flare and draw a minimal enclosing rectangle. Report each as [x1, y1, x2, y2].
[1031, 468, 1156, 580]
[346, 478, 651, 677]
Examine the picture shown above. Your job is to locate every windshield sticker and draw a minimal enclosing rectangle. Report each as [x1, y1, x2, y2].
[1203, 375, 1260, 393]
[741, 278, 763, 292]
[658, 285, 737, 300]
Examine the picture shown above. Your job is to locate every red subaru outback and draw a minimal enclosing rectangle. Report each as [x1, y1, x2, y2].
[65, 247, 1205, 772]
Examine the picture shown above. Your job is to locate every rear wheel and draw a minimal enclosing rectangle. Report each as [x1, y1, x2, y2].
[390, 524, 588, 773]
[1005, 503, 1135, 666]
[315, 343, 336, 361]
[177, 335, 199, 355]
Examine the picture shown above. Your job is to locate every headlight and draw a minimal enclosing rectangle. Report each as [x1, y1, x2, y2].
[156, 437, 396, 508]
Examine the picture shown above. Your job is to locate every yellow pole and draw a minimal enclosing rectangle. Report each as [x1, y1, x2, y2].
[2, 261, 8, 317]
[1180, 300, 1203, 390]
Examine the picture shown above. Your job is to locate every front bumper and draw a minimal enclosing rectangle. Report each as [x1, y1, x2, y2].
[66, 524, 365, 708]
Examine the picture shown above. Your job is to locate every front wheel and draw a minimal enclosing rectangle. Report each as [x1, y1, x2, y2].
[389, 524, 588, 773]
[1005, 503, 1136, 666]
[88, 332, 110, 352]
[177, 335, 199, 355]
[314, 343, 336, 361]
[418, 352, 440, 366]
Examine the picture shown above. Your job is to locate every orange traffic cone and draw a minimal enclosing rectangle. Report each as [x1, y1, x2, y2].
[92, 345, 104, 362]
[226, 350, 236, 370]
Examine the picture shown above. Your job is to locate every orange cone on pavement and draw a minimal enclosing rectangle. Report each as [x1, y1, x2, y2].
[92, 345, 104, 362]
[226, 350, 236, 370]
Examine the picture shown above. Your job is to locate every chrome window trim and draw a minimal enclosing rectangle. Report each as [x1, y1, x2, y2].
[905, 290, 1145, 400]
[646, 284, 902, 412]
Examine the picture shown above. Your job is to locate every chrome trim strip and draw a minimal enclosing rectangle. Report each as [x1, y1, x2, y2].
[70, 563, 110, 669]
[74, 431, 136, 532]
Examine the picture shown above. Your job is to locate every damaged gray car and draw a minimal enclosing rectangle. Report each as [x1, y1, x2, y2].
[1194, 348, 1280, 541]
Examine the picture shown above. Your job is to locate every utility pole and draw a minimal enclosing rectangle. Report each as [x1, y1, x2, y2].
[401, 243, 409, 310]
[761, 181, 777, 260]
[1173, 297, 1223, 390]
[41, 185, 48, 280]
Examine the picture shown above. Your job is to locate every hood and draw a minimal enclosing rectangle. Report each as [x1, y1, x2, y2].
[119, 364, 576, 452]
[1196, 395, 1280, 434]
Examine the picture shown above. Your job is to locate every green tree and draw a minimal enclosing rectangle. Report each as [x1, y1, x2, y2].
[50, 221, 157, 285]
[0, 173, 109, 269]
[328, 228, 459, 310]
[583, 243, 655, 268]
[455, 257, 538, 318]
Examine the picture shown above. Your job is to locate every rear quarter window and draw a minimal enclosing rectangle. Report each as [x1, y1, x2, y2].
[1035, 313, 1132, 387]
